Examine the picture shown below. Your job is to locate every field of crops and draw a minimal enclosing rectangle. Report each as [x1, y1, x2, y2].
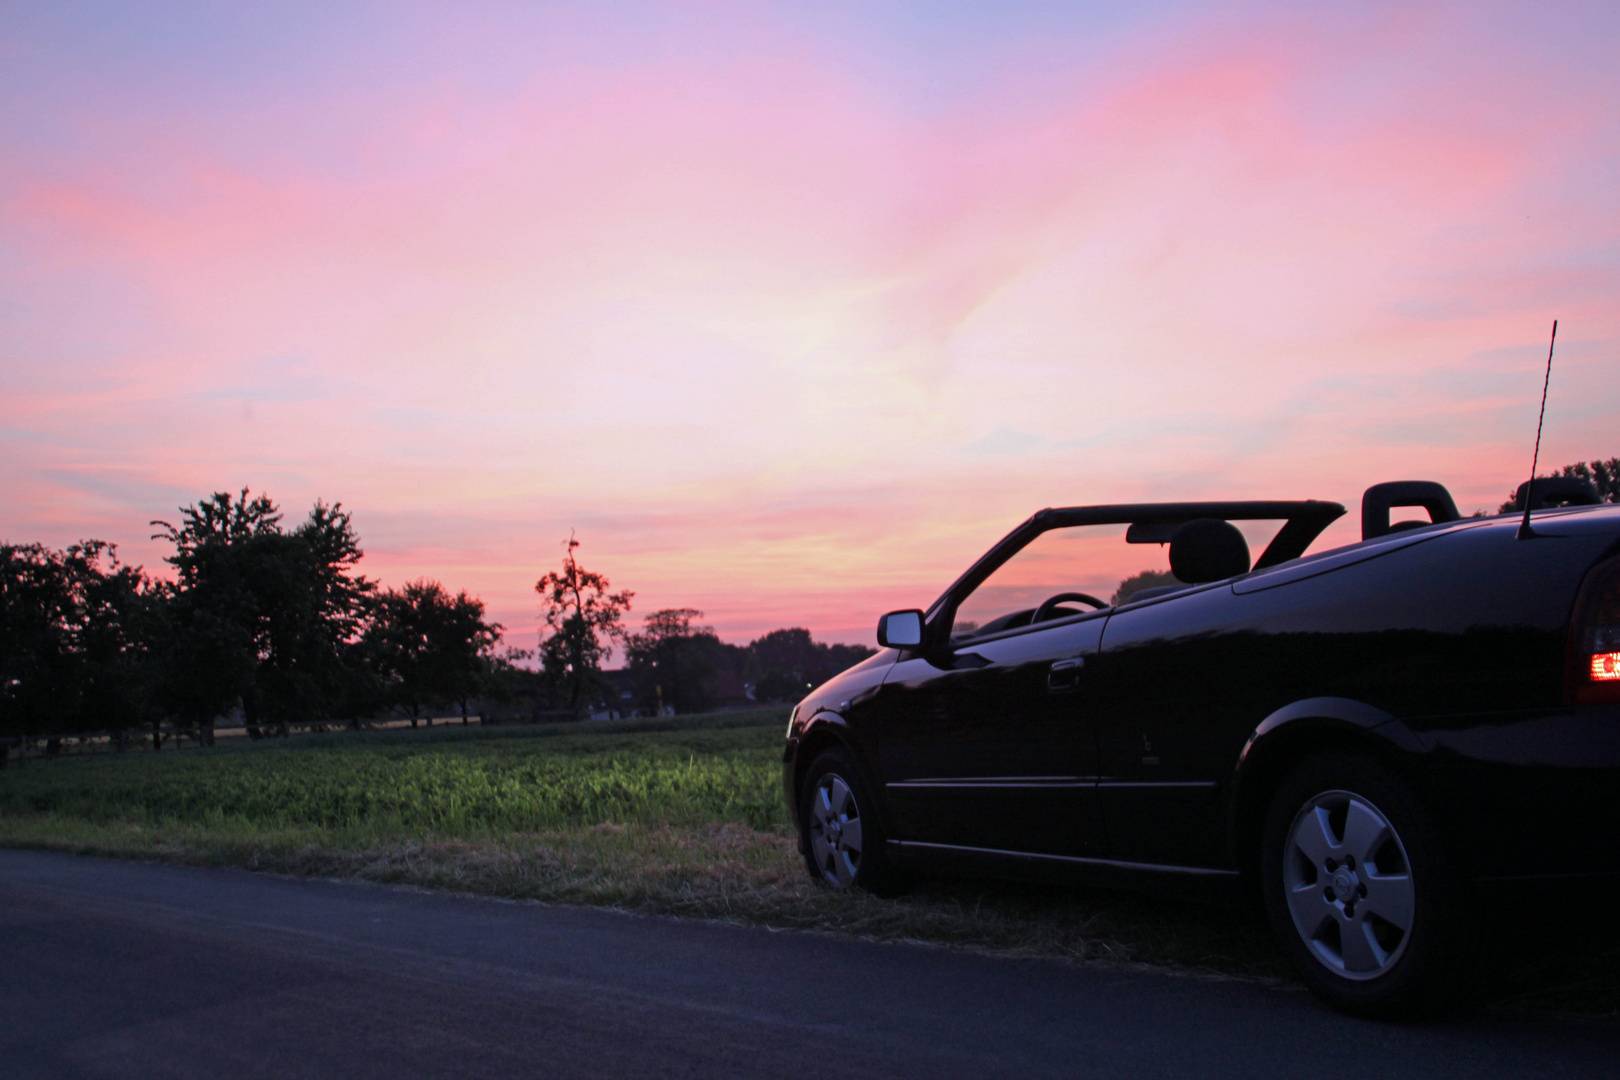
[0, 711, 790, 838]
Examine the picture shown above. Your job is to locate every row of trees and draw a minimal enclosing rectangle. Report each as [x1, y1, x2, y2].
[2, 490, 872, 747]
[529, 536, 872, 716]
[1, 491, 514, 745]
[623, 611, 873, 714]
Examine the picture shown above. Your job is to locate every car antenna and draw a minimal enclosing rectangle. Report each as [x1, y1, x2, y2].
[1517, 319, 1558, 541]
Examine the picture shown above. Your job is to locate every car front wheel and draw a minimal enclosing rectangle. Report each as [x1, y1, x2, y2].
[799, 748, 907, 896]
[1261, 752, 1473, 1018]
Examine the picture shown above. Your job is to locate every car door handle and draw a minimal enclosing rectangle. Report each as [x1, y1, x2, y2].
[1048, 657, 1085, 692]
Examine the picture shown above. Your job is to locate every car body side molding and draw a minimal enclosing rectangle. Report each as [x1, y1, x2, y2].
[893, 840, 1239, 876]
[886, 777, 1220, 789]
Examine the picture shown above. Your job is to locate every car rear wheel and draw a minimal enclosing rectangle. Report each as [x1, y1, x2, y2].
[800, 748, 907, 896]
[1261, 752, 1473, 1018]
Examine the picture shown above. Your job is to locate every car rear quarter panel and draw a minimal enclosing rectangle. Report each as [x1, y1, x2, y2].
[1097, 513, 1620, 874]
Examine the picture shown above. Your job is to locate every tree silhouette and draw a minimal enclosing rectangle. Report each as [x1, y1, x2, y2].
[0, 541, 152, 747]
[152, 489, 375, 739]
[745, 628, 874, 702]
[1111, 569, 1179, 606]
[366, 580, 502, 726]
[536, 536, 632, 717]
[624, 608, 731, 714]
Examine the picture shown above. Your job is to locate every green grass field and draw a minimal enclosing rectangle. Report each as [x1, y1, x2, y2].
[2, 708, 1614, 1017]
[1, 713, 788, 835]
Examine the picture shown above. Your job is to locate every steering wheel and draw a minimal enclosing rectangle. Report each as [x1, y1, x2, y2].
[1032, 592, 1110, 623]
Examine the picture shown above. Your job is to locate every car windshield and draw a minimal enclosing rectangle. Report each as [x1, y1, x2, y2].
[949, 519, 1291, 642]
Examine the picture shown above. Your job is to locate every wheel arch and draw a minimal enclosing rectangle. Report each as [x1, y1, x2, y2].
[791, 713, 857, 838]
[1228, 697, 1424, 905]
[793, 710, 908, 868]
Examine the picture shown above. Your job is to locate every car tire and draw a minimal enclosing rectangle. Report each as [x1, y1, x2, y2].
[1261, 752, 1474, 1018]
[800, 747, 908, 897]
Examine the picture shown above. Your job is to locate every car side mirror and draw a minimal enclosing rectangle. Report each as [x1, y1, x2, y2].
[876, 609, 925, 649]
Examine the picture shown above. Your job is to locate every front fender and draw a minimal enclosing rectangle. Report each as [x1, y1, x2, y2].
[783, 710, 854, 836]
[785, 705, 903, 854]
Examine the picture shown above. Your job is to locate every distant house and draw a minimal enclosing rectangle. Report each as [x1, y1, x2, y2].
[592, 669, 644, 720]
[710, 668, 753, 709]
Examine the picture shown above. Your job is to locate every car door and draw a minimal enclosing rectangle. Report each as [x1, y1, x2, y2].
[1092, 584, 1240, 868]
[872, 612, 1106, 858]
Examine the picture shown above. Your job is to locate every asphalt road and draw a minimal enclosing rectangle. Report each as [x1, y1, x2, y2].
[2, 849, 1615, 1079]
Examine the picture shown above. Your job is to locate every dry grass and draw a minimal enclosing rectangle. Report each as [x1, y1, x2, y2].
[0, 813, 1288, 979]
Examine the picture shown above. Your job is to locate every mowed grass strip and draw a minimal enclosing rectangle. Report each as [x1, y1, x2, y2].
[1, 708, 1614, 1017]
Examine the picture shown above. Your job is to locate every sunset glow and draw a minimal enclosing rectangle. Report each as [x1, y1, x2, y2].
[3, 2, 1617, 646]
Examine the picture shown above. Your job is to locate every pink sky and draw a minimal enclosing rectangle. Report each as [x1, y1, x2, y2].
[2, 2, 1617, 649]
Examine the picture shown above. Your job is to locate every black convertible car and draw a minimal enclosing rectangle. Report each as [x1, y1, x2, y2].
[782, 479, 1620, 1016]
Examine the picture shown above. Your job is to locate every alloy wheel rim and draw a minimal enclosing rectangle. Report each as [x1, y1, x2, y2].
[1283, 789, 1415, 981]
[809, 774, 864, 888]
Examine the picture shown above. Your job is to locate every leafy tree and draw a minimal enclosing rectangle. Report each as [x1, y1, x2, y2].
[1499, 457, 1620, 512]
[745, 627, 874, 702]
[434, 589, 504, 723]
[151, 490, 281, 738]
[255, 504, 375, 734]
[296, 500, 375, 658]
[536, 536, 632, 717]
[480, 645, 539, 717]
[66, 542, 157, 742]
[624, 608, 734, 714]
[1111, 569, 1179, 606]
[0, 541, 152, 746]
[152, 489, 375, 739]
[365, 580, 503, 726]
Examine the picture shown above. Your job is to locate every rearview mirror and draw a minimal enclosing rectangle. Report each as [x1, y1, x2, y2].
[876, 609, 925, 649]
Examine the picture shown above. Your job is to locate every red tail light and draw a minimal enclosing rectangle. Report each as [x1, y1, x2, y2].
[1569, 554, 1620, 705]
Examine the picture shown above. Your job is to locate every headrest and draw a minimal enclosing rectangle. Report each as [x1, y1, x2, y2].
[1513, 476, 1601, 511]
[1361, 480, 1460, 540]
[1169, 518, 1251, 584]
